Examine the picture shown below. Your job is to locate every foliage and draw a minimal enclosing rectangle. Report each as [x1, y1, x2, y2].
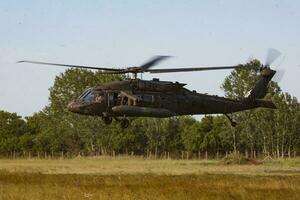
[0, 61, 299, 158]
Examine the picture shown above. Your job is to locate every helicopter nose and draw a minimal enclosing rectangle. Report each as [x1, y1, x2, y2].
[67, 101, 82, 113]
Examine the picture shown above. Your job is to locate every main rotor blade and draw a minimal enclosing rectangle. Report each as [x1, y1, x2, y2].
[17, 60, 123, 72]
[146, 65, 252, 73]
[139, 55, 171, 71]
[265, 48, 281, 66]
[100, 70, 130, 74]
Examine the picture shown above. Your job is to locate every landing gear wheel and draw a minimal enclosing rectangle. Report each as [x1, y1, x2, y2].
[103, 116, 113, 125]
[231, 121, 237, 127]
[224, 113, 237, 127]
[120, 118, 129, 129]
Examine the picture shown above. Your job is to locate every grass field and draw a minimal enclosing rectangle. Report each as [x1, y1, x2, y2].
[0, 157, 300, 200]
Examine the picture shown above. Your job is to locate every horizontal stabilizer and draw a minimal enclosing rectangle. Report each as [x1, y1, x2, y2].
[254, 99, 276, 109]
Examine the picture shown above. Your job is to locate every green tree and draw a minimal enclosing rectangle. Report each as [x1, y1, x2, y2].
[0, 111, 27, 154]
[221, 59, 299, 158]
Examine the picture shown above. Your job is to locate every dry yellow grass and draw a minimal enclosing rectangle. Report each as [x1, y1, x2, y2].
[0, 157, 299, 200]
[0, 156, 299, 175]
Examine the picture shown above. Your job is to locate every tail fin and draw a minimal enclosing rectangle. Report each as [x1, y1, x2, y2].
[247, 68, 276, 100]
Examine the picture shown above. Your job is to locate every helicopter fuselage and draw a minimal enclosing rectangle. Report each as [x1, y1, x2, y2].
[67, 78, 275, 118]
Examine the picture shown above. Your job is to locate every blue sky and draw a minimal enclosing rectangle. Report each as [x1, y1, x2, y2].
[0, 0, 299, 117]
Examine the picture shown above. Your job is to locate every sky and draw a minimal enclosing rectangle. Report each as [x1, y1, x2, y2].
[0, 0, 299, 117]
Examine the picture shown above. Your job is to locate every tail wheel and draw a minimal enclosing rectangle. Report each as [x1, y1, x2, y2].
[120, 118, 129, 128]
[103, 116, 113, 125]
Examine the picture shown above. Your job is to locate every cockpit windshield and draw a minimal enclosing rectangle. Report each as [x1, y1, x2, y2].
[78, 88, 103, 102]
[78, 88, 92, 99]
[84, 91, 96, 101]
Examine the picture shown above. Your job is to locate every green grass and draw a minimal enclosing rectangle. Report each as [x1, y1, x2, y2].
[0, 157, 299, 199]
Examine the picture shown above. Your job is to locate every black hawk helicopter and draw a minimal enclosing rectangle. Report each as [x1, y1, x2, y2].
[18, 49, 281, 128]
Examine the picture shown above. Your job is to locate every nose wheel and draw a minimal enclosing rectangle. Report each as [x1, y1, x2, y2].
[102, 116, 113, 125]
[102, 115, 130, 128]
[224, 113, 237, 127]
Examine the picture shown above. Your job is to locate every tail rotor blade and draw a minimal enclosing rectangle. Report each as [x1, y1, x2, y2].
[246, 55, 255, 63]
[273, 69, 285, 83]
[271, 55, 285, 83]
[265, 48, 281, 66]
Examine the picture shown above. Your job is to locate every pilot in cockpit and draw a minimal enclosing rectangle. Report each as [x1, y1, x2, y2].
[78, 88, 104, 103]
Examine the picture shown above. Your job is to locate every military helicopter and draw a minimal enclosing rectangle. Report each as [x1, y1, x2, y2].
[18, 49, 281, 128]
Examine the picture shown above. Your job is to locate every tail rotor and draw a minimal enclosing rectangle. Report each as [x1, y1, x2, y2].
[265, 48, 281, 67]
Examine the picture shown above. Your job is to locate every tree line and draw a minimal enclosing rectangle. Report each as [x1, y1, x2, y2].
[0, 60, 299, 159]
